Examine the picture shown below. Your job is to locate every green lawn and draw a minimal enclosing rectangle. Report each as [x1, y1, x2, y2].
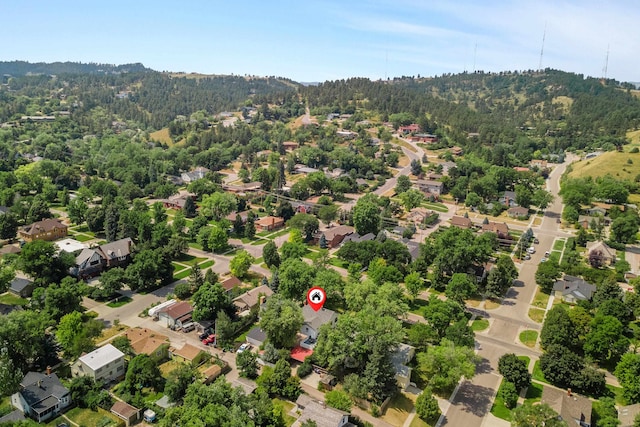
[106, 296, 133, 308]
[188, 242, 203, 250]
[519, 330, 538, 348]
[490, 379, 513, 421]
[64, 407, 124, 427]
[471, 318, 489, 332]
[532, 289, 550, 309]
[328, 258, 349, 269]
[549, 251, 561, 263]
[176, 254, 207, 266]
[553, 239, 566, 251]
[421, 201, 449, 213]
[532, 361, 548, 384]
[524, 382, 544, 404]
[381, 393, 414, 426]
[528, 308, 546, 323]
[409, 298, 429, 315]
[273, 398, 297, 426]
[198, 260, 214, 269]
[409, 417, 433, 427]
[0, 293, 29, 306]
[71, 233, 96, 242]
[173, 269, 191, 280]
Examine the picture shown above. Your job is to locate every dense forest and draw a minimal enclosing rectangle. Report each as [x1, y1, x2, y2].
[0, 61, 150, 76]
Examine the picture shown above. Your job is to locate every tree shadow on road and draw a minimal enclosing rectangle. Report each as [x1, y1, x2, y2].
[451, 380, 495, 417]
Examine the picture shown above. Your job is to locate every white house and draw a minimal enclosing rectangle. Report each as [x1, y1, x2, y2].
[300, 305, 337, 349]
[72, 344, 125, 383]
[11, 371, 71, 423]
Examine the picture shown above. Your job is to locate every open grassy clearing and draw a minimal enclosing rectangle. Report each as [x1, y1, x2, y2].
[420, 201, 449, 213]
[393, 138, 418, 153]
[528, 308, 546, 323]
[532, 361, 548, 384]
[150, 127, 174, 145]
[569, 151, 640, 182]
[65, 407, 124, 427]
[199, 260, 214, 269]
[471, 318, 489, 332]
[531, 288, 550, 309]
[553, 239, 565, 251]
[519, 330, 538, 348]
[0, 293, 29, 306]
[95, 323, 128, 343]
[381, 392, 414, 426]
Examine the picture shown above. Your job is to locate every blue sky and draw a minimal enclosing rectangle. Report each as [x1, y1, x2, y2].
[2, 0, 639, 82]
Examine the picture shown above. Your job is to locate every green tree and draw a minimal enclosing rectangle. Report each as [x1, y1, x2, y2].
[395, 175, 412, 194]
[445, 273, 477, 303]
[287, 213, 320, 241]
[229, 250, 254, 278]
[539, 344, 584, 390]
[280, 241, 307, 261]
[92, 267, 126, 300]
[535, 261, 561, 293]
[42, 277, 84, 321]
[192, 282, 228, 321]
[498, 353, 531, 391]
[404, 271, 422, 298]
[236, 349, 259, 379]
[20, 239, 73, 286]
[584, 315, 629, 364]
[260, 294, 304, 348]
[317, 204, 339, 227]
[200, 192, 237, 221]
[616, 352, 640, 403]
[56, 311, 84, 355]
[511, 403, 567, 427]
[182, 196, 197, 218]
[173, 209, 187, 235]
[500, 381, 519, 409]
[611, 214, 640, 244]
[111, 336, 134, 356]
[278, 257, 316, 301]
[415, 390, 441, 422]
[165, 363, 199, 403]
[540, 305, 578, 350]
[0, 212, 18, 239]
[216, 311, 234, 348]
[208, 223, 229, 252]
[245, 211, 256, 239]
[416, 339, 479, 395]
[352, 198, 381, 235]
[325, 390, 352, 412]
[122, 354, 164, 395]
[399, 189, 425, 211]
[410, 159, 423, 176]
[0, 346, 22, 396]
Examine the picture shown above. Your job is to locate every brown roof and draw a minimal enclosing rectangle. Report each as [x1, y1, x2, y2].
[508, 206, 529, 216]
[160, 301, 193, 321]
[481, 221, 509, 235]
[255, 216, 284, 227]
[450, 216, 472, 229]
[122, 328, 169, 356]
[319, 225, 354, 241]
[111, 401, 139, 420]
[170, 343, 202, 362]
[202, 364, 222, 381]
[541, 387, 591, 426]
[221, 276, 242, 291]
[21, 218, 67, 235]
[233, 285, 273, 310]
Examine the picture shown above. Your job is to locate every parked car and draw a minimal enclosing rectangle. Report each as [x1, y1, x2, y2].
[202, 334, 216, 345]
[533, 238, 539, 244]
[524, 254, 531, 260]
[545, 251, 550, 257]
[237, 343, 251, 353]
[181, 322, 195, 333]
[526, 247, 536, 254]
[541, 257, 548, 263]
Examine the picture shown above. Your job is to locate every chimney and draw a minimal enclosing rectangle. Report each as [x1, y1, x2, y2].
[37, 380, 42, 389]
[567, 388, 572, 396]
[46, 366, 51, 376]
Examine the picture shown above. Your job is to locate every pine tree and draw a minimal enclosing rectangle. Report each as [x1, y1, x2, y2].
[319, 234, 328, 249]
[245, 212, 256, 239]
[183, 196, 197, 218]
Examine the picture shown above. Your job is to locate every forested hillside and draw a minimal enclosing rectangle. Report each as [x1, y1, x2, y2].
[0, 60, 150, 76]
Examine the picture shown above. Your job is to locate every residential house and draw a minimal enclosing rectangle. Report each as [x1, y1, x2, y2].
[340, 232, 375, 245]
[586, 206, 607, 217]
[408, 133, 438, 143]
[230, 377, 258, 395]
[450, 146, 463, 156]
[440, 161, 457, 176]
[398, 124, 420, 134]
[400, 238, 421, 261]
[481, 221, 510, 239]
[255, 216, 285, 232]
[507, 206, 529, 218]
[221, 276, 242, 293]
[9, 277, 34, 298]
[293, 394, 351, 427]
[577, 215, 608, 230]
[336, 130, 357, 139]
[414, 179, 444, 195]
[110, 401, 140, 427]
[499, 191, 518, 207]
[202, 364, 223, 384]
[450, 216, 473, 229]
[618, 403, 640, 427]
[72, 237, 133, 278]
[406, 208, 430, 224]
[11, 371, 71, 423]
[0, 244, 21, 257]
[541, 387, 592, 427]
[55, 238, 88, 253]
[314, 225, 355, 248]
[72, 344, 125, 383]
[513, 166, 530, 172]
[300, 305, 337, 349]
[232, 285, 273, 314]
[19, 218, 67, 242]
[162, 194, 194, 210]
[169, 343, 204, 364]
[246, 326, 267, 348]
[180, 167, 210, 184]
[391, 344, 416, 390]
[225, 211, 251, 224]
[122, 327, 170, 361]
[530, 159, 548, 169]
[552, 276, 597, 304]
[586, 241, 617, 265]
[222, 182, 262, 194]
[157, 301, 193, 329]
[282, 141, 299, 151]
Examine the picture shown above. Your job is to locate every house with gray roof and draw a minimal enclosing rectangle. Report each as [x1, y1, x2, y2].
[293, 394, 353, 427]
[301, 306, 337, 348]
[246, 326, 267, 348]
[541, 386, 592, 427]
[233, 285, 273, 314]
[9, 277, 34, 298]
[391, 343, 416, 390]
[72, 344, 125, 383]
[11, 371, 71, 422]
[552, 275, 597, 304]
[586, 240, 617, 265]
[71, 237, 133, 278]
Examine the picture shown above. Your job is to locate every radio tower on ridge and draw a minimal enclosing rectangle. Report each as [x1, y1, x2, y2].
[538, 22, 547, 72]
[602, 44, 610, 80]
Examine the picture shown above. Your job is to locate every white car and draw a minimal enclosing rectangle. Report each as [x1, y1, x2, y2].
[526, 247, 536, 254]
[237, 343, 251, 353]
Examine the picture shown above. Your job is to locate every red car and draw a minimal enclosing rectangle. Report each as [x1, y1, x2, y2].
[202, 334, 216, 345]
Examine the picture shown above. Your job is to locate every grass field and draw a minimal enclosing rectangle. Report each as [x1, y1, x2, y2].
[519, 330, 538, 348]
[553, 239, 565, 251]
[393, 138, 418, 153]
[65, 407, 124, 427]
[150, 127, 174, 146]
[524, 382, 544, 404]
[173, 269, 191, 280]
[0, 293, 29, 306]
[569, 151, 640, 182]
[531, 289, 550, 309]
[528, 308, 546, 323]
[421, 201, 449, 213]
[490, 379, 513, 421]
[273, 398, 297, 426]
[409, 417, 433, 427]
[107, 296, 133, 308]
[532, 361, 548, 383]
[381, 393, 414, 426]
[472, 318, 489, 332]
[199, 260, 214, 269]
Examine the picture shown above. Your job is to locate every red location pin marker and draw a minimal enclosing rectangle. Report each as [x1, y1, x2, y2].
[307, 287, 326, 312]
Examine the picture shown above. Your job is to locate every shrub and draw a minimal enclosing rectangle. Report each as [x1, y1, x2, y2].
[326, 390, 352, 412]
[297, 359, 313, 378]
[415, 390, 441, 422]
[500, 381, 518, 409]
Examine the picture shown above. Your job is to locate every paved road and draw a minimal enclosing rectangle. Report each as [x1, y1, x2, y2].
[439, 155, 576, 427]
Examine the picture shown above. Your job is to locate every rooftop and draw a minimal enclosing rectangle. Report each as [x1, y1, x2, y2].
[78, 344, 125, 371]
[302, 305, 337, 331]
